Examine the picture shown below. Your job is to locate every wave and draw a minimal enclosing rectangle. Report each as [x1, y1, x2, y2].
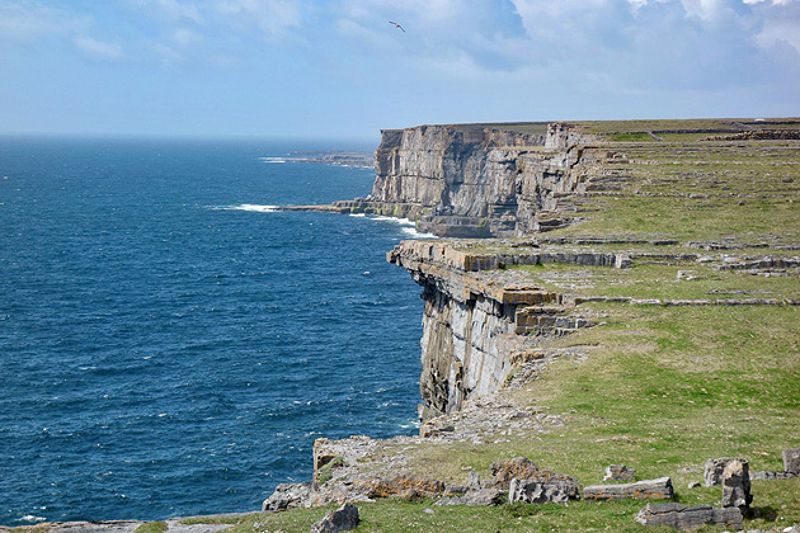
[259, 157, 287, 164]
[349, 214, 437, 239]
[400, 227, 438, 239]
[17, 515, 46, 523]
[213, 204, 279, 213]
[370, 216, 415, 227]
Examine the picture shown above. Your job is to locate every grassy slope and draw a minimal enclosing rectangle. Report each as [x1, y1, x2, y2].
[181, 122, 800, 532]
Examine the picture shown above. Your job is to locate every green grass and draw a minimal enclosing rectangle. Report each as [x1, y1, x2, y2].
[178, 480, 800, 532]
[561, 194, 800, 241]
[609, 132, 655, 142]
[317, 455, 345, 485]
[516, 262, 800, 301]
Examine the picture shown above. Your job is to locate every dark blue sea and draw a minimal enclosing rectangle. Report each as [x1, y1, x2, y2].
[0, 137, 425, 525]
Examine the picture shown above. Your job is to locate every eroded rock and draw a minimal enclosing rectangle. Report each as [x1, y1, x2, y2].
[508, 476, 580, 504]
[310, 503, 359, 533]
[704, 457, 744, 487]
[262, 482, 312, 512]
[435, 487, 506, 506]
[750, 470, 796, 481]
[353, 476, 445, 500]
[491, 457, 540, 489]
[583, 477, 674, 501]
[635, 503, 743, 530]
[784, 448, 800, 474]
[604, 464, 636, 482]
[721, 459, 752, 511]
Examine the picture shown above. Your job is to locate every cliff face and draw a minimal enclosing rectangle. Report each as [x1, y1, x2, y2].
[388, 241, 626, 420]
[373, 123, 620, 419]
[359, 123, 599, 237]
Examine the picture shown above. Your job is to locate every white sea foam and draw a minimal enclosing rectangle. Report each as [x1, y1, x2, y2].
[348, 213, 366, 218]
[400, 227, 438, 239]
[216, 204, 279, 213]
[350, 213, 438, 239]
[370, 215, 415, 227]
[259, 157, 287, 164]
[18, 515, 46, 523]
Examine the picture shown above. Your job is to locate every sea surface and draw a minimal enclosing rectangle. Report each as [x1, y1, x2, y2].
[0, 137, 426, 525]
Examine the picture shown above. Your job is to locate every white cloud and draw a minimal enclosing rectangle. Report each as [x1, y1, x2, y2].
[215, 0, 302, 39]
[173, 27, 202, 46]
[0, 2, 88, 41]
[133, 0, 203, 24]
[74, 36, 124, 60]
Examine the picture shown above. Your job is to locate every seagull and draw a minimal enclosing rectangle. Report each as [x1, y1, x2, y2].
[388, 20, 406, 32]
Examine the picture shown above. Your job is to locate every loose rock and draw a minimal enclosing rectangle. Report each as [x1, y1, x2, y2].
[784, 448, 800, 474]
[635, 502, 743, 530]
[750, 470, 796, 481]
[436, 487, 506, 506]
[583, 477, 674, 501]
[721, 459, 752, 511]
[310, 503, 359, 533]
[604, 464, 636, 482]
[704, 457, 745, 487]
[491, 457, 541, 489]
[508, 477, 580, 504]
[354, 476, 445, 499]
[262, 482, 312, 512]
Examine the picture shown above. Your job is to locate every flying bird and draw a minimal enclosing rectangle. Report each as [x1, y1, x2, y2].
[388, 20, 406, 32]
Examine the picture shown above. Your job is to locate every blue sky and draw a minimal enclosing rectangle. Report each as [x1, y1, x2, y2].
[1, 0, 798, 140]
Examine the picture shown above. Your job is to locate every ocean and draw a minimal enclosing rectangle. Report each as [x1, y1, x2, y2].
[0, 137, 425, 525]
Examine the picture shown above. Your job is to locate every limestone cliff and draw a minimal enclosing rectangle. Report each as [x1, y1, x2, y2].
[335, 122, 605, 237]
[388, 240, 627, 420]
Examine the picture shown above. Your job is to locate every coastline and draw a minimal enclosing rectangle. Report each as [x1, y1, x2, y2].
[8, 118, 800, 532]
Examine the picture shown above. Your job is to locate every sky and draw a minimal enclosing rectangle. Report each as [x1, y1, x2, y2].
[0, 0, 798, 140]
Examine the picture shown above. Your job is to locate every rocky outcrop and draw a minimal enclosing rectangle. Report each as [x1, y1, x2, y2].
[387, 240, 603, 419]
[310, 503, 359, 533]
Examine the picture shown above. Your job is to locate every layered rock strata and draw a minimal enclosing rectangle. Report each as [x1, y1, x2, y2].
[285, 122, 618, 237]
[387, 240, 619, 419]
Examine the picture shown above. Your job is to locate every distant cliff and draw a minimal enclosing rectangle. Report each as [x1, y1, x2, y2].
[329, 122, 605, 237]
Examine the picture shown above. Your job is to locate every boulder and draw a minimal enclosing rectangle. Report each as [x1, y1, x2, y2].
[604, 464, 636, 482]
[635, 503, 743, 530]
[750, 470, 796, 481]
[262, 482, 312, 512]
[491, 457, 540, 489]
[435, 487, 506, 506]
[467, 469, 482, 490]
[721, 459, 752, 511]
[704, 457, 745, 487]
[784, 448, 800, 474]
[310, 503, 359, 533]
[583, 477, 674, 501]
[354, 476, 445, 499]
[508, 477, 580, 504]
